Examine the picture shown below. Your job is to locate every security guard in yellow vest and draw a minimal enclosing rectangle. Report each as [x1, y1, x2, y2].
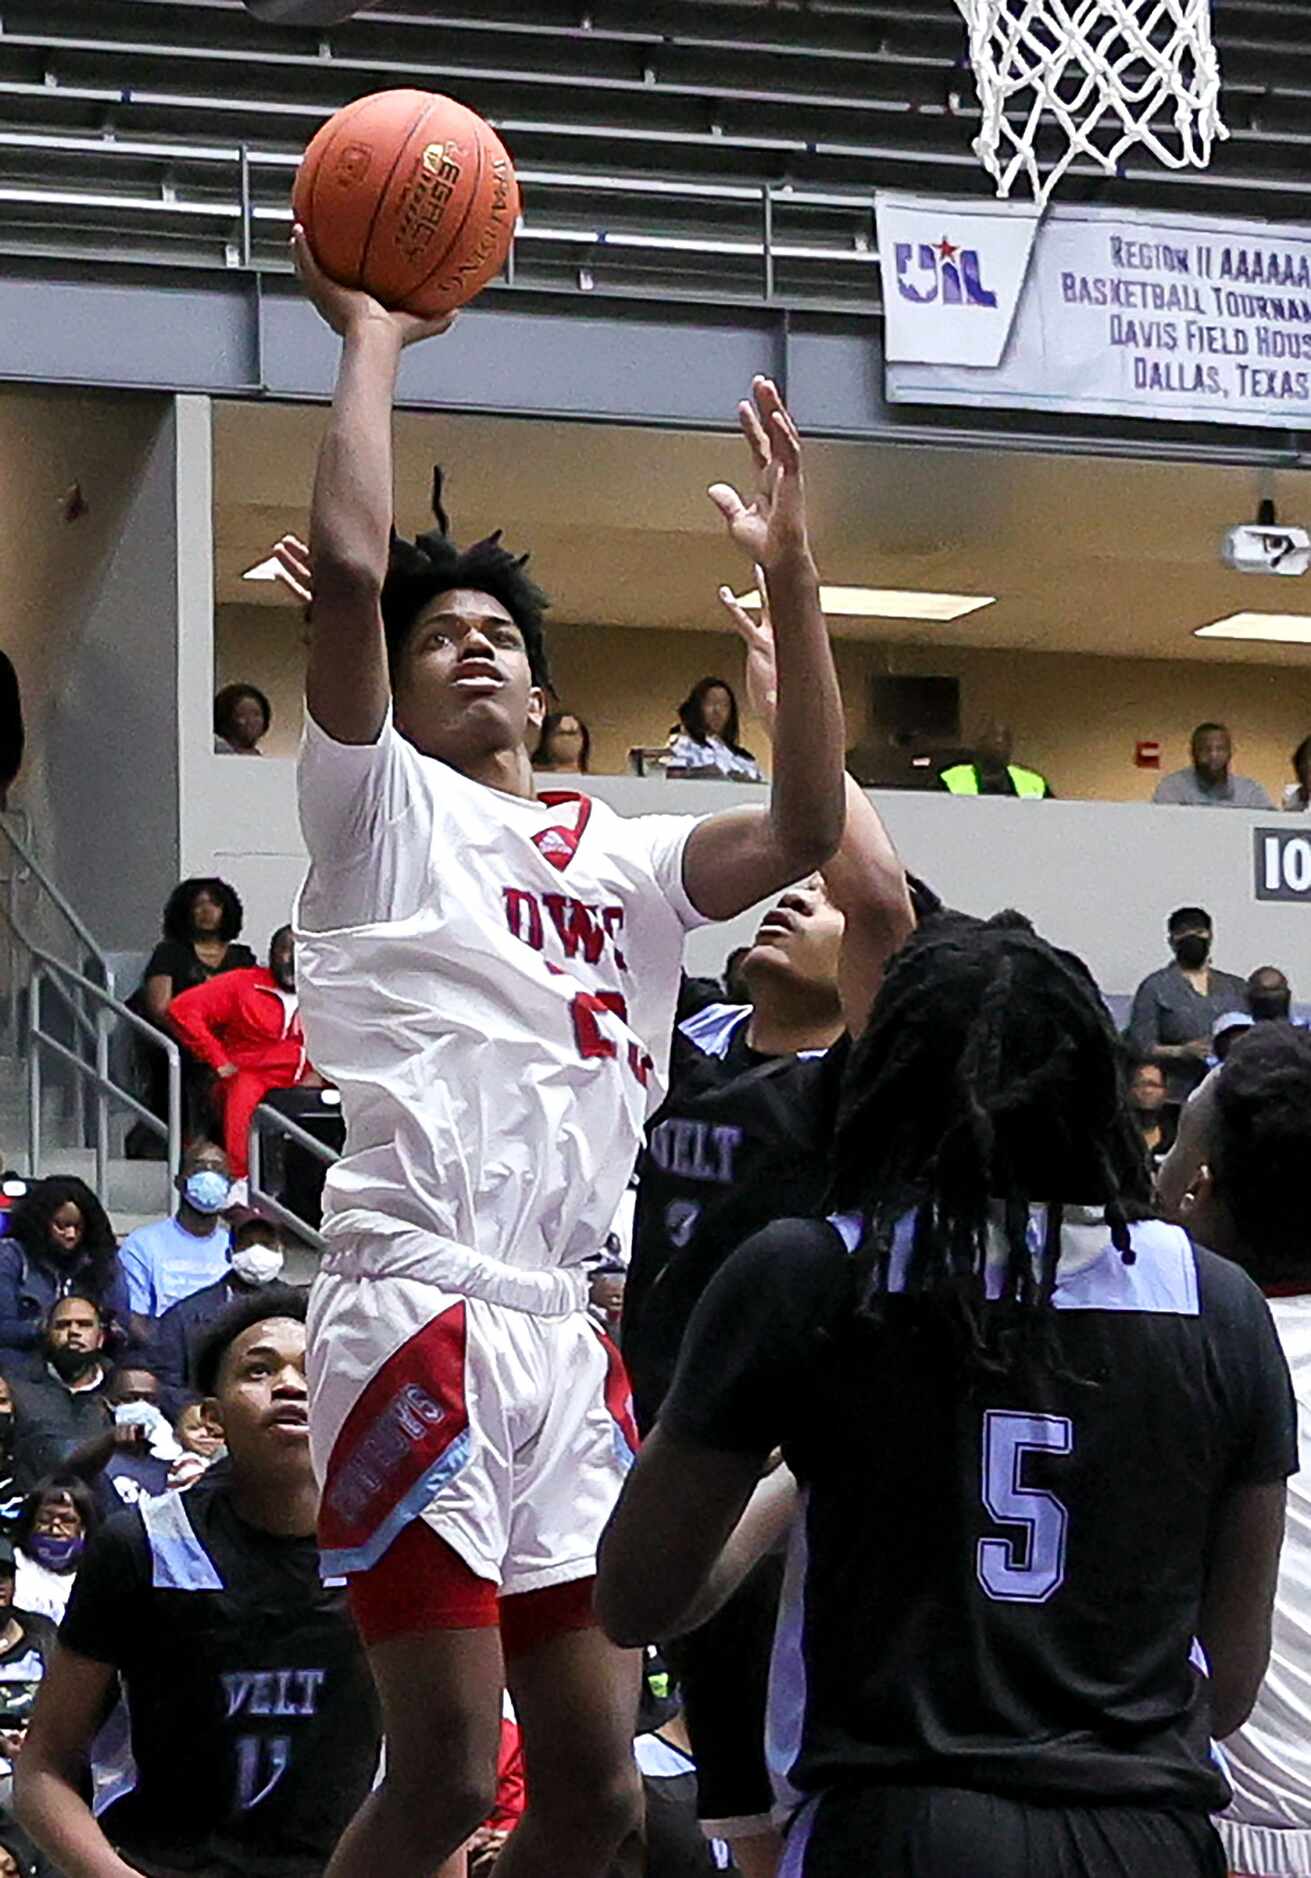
[939, 721, 1052, 799]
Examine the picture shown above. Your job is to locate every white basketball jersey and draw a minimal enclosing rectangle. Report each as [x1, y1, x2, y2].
[294, 714, 706, 1296]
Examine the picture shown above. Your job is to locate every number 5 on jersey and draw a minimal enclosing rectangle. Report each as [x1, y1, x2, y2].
[977, 1409, 1073, 1604]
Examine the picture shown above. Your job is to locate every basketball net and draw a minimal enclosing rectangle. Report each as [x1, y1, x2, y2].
[953, 0, 1227, 208]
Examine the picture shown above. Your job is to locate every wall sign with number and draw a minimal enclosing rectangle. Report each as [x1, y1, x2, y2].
[1255, 827, 1311, 902]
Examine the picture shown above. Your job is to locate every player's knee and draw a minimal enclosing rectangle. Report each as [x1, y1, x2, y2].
[384, 1759, 496, 1850]
[535, 1757, 644, 1855]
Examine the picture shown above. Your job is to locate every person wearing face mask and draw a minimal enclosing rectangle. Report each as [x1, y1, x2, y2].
[8, 1300, 114, 1493]
[148, 1218, 293, 1396]
[1125, 906, 1249, 1104]
[118, 1142, 236, 1343]
[11, 1478, 97, 1624]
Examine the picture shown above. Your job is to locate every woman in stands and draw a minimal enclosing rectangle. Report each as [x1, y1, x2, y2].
[1283, 734, 1311, 812]
[533, 709, 591, 775]
[213, 682, 272, 756]
[130, 876, 256, 1147]
[11, 1477, 98, 1624]
[0, 1180, 127, 1376]
[600, 913, 1294, 1878]
[668, 676, 764, 781]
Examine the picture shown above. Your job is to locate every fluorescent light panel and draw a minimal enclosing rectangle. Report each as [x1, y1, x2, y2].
[1196, 612, 1311, 645]
[736, 585, 994, 622]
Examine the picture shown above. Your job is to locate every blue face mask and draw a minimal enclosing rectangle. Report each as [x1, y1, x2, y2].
[183, 1170, 232, 1215]
[27, 1533, 83, 1573]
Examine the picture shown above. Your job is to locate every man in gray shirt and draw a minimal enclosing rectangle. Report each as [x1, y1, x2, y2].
[1153, 722, 1272, 808]
[1126, 905, 1249, 1102]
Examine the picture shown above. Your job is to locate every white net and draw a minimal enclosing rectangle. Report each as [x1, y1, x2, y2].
[953, 0, 1227, 208]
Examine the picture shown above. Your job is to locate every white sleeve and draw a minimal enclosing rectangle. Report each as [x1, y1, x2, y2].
[628, 812, 713, 932]
[296, 709, 434, 929]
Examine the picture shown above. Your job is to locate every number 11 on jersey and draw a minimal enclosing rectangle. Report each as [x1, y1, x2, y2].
[977, 1409, 1074, 1605]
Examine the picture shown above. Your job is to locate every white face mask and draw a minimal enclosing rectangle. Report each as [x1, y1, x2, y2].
[229, 1243, 285, 1286]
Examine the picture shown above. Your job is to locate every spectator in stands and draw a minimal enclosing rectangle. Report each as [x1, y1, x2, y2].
[174, 1398, 225, 1471]
[1212, 1009, 1255, 1065]
[668, 676, 764, 781]
[1128, 1057, 1176, 1164]
[17, 1289, 382, 1878]
[8, 1299, 113, 1490]
[938, 720, 1052, 798]
[1125, 905, 1249, 1102]
[1183, 1025, 1311, 1878]
[0, 650, 23, 814]
[1247, 964, 1295, 1024]
[1283, 734, 1311, 812]
[213, 682, 272, 756]
[11, 1478, 97, 1624]
[130, 876, 257, 1153]
[1153, 721, 1272, 808]
[0, 1825, 38, 1878]
[0, 1537, 55, 1811]
[64, 1364, 182, 1515]
[118, 1142, 234, 1332]
[0, 1180, 127, 1377]
[168, 927, 314, 1180]
[150, 1218, 291, 1395]
[534, 709, 591, 775]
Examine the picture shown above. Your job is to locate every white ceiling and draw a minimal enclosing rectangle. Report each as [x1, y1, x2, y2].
[213, 400, 1311, 665]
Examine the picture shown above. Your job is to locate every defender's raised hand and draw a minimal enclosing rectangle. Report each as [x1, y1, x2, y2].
[708, 376, 811, 573]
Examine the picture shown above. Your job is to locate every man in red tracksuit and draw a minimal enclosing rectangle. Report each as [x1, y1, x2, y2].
[169, 925, 312, 1177]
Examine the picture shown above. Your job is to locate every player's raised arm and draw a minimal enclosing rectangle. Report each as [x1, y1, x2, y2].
[719, 583, 915, 1033]
[291, 226, 454, 746]
[681, 378, 846, 921]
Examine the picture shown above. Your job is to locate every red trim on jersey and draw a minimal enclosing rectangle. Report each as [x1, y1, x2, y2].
[319, 1303, 469, 1559]
[533, 792, 593, 871]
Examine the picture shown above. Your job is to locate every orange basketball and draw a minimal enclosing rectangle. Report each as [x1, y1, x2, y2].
[292, 88, 519, 317]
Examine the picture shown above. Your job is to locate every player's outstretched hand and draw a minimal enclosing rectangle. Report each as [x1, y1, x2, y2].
[708, 376, 811, 573]
[719, 572, 778, 736]
[291, 225, 456, 347]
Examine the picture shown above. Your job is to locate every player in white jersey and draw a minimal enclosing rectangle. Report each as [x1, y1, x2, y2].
[286, 225, 849, 1878]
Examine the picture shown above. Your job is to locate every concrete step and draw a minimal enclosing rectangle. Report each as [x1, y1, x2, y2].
[37, 1148, 172, 1220]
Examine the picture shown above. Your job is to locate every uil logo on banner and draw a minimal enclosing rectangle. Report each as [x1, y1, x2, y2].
[895, 238, 997, 308]
[876, 193, 1038, 369]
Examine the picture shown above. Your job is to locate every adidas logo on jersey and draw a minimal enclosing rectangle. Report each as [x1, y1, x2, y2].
[538, 830, 571, 857]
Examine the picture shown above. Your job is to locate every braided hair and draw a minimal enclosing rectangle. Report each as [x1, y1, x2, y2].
[381, 468, 551, 690]
[1211, 1022, 1311, 1287]
[829, 911, 1151, 1376]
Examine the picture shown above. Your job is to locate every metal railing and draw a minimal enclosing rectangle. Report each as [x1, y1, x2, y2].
[248, 1101, 335, 1252]
[26, 936, 182, 1195]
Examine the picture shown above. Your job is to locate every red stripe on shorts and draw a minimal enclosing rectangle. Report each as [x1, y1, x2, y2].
[318, 1301, 469, 1559]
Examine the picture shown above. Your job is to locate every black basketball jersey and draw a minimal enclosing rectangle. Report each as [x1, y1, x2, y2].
[60, 1464, 380, 1876]
[662, 1212, 1297, 1814]
[624, 1002, 844, 1433]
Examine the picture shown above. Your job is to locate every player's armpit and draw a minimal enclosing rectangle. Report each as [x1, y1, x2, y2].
[595, 1427, 765, 1647]
[1200, 1476, 1286, 1739]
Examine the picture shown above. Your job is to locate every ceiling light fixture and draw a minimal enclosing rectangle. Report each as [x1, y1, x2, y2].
[734, 586, 994, 622]
[1195, 612, 1311, 646]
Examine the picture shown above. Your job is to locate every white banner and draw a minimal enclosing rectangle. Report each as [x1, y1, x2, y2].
[878, 194, 1311, 429]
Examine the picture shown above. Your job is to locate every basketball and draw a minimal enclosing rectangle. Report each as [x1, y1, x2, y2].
[292, 89, 519, 317]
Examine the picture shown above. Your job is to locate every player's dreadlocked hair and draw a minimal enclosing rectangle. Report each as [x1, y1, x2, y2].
[381, 468, 551, 690]
[829, 911, 1152, 1376]
[1212, 1022, 1311, 1288]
